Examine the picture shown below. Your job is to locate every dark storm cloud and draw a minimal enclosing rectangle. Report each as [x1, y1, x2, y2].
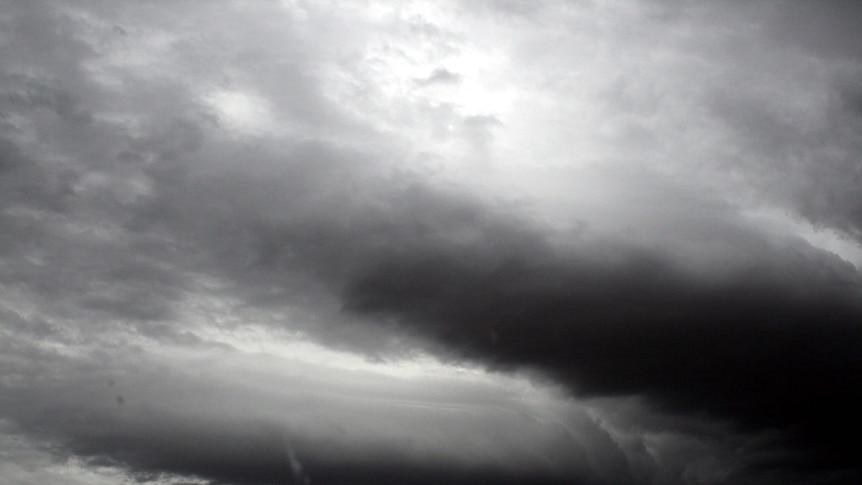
[340, 228, 862, 480]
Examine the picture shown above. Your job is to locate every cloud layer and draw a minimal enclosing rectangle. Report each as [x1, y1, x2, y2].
[1, 1, 861, 484]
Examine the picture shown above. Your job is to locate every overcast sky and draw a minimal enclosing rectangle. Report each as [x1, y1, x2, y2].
[1, 1, 861, 484]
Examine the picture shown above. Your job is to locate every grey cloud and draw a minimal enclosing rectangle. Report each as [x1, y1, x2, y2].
[0, 333, 624, 485]
[415, 67, 461, 86]
[0, 1, 96, 79]
[18, 81, 93, 125]
[768, 0, 862, 60]
[705, 76, 862, 239]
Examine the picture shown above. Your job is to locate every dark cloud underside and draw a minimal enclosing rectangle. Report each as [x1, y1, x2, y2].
[342, 236, 862, 472]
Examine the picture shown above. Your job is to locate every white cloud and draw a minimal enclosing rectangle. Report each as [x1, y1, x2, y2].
[205, 89, 278, 136]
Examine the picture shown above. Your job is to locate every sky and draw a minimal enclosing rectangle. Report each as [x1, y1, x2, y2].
[1, 0, 861, 484]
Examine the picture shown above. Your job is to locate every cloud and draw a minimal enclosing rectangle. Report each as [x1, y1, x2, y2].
[415, 67, 462, 86]
[0, 328, 633, 484]
[340, 221, 862, 473]
[1, 1, 862, 484]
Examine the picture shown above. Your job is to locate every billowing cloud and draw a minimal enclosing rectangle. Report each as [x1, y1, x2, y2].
[1, 1, 861, 484]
